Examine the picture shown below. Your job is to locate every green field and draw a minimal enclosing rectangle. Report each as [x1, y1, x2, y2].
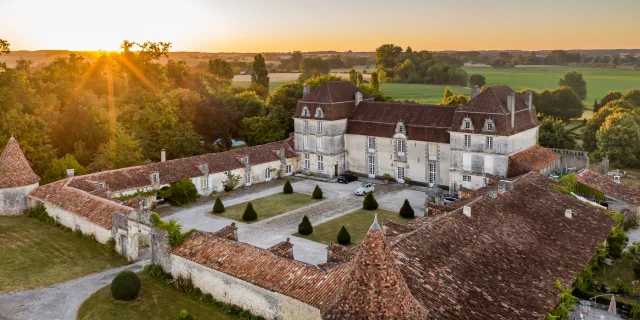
[294, 208, 411, 246]
[76, 271, 239, 320]
[0, 216, 126, 293]
[211, 192, 322, 223]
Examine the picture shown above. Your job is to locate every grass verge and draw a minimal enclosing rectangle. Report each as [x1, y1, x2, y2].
[294, 208, 412, 246]
[76, 271, 241, 320]
[0, 215, 126, 293]
[213, 192, 322, 223]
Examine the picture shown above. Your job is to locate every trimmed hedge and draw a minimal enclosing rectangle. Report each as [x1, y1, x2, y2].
[111, 270, 141, 301]
[298, 215, 313, 235]
[161, 179, 200, 206]
[283, 180, 293, 194]
[399, 199, 415, 218]
[337, 226, 351, 245]
[212, 197, 225, 213]
[312, 185, 323, 199]
[362, 192, 379, 210]
[242, 202, 258, 221]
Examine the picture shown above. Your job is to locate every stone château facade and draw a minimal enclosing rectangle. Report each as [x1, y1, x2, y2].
[293, 82, 558, 192]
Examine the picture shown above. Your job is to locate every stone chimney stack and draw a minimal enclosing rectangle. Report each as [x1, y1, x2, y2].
[67, 169, 75, 178]
[525, 91, 533, 110]
[471, 85, 480, 99]
[303, 84, 311, 97]
[161, 149, 166, 162]
[507, 92, 516, 128]
[355, 92, 363, 106]
[565, 209, 572, 219]
[498, 180, 514, 194]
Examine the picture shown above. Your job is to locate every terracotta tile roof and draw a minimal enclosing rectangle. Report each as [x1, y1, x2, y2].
[268, 239, 294, 259]
[28, 179, 133, 229]
[172, 230, 349, 308]
[65, 139, 296, 193]
[0, 137, 41, 188]
[390, 172, 614, 320]
[508, 145, 560, 178]
[211, 223, 238, 241]
[346, 101, 457, 143]
[450, 86, 539, 136]
[321, 217, 428, 319]
[577, 169, 640, 205]
[326, 243, 357, 263]
[381, 220, 416, 236]
[299, 81, 372, 104]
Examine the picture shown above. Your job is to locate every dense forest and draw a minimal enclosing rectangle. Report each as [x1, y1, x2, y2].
[0, 39, 385, 184]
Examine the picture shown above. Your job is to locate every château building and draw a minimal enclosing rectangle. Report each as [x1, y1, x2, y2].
[293, 81, 559, 192]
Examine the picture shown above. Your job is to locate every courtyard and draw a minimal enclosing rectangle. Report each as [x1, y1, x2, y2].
[161, 178, 428, 265]
[211, 192, 323, 223]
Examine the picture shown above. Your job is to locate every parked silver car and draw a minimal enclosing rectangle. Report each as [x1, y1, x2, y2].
[355, 183, 375, 196]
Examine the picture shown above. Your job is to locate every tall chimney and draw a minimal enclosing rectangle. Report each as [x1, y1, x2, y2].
[525, 91, 533, 110]
[507, 92, 516, 128]
[67, 169, 75, 178]
[355, 92, 363, 106]
[303, 84, 311, 97]
[161, 149, 166, 162]
[471, 85, 480, 99]
[463, 206, 471, 217]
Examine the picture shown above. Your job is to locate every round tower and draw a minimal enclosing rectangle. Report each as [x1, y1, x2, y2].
[0, 137, 41, 215]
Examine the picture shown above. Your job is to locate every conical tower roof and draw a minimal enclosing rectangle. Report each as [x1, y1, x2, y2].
[321, 215, 428, 319]
[0, 137, 40, 188]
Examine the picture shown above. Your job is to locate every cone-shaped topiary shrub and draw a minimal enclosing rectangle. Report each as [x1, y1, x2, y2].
[399, 199, 415, 218]
[242, 202, 258, 221]
[362, 192, 379, 210]
[337, 226, 351, 245]
[212, 197, 225, 213]
[110, 270, 141, 301]
[312, 185, 323, 199]
[298, 215, 313, 235]
[283, 180, 293, 194]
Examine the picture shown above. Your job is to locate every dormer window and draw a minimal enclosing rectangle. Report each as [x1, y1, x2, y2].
[395, 121, 406, 135]
[462, 117, 474, 131]
[315, 107, 324, 118]
[199, 163, 209, 174]
[302, 106, 310, 117]
[242, 156, 249, 165]
[483, 119, 495, 132]
[96, 182, 105, 190]
[150, 173, 160, 185]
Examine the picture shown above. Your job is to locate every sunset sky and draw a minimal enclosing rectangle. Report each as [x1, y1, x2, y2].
[1, 0, 639, 52]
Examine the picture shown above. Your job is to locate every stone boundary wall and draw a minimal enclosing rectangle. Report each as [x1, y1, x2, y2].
[150, 229, 321, 320]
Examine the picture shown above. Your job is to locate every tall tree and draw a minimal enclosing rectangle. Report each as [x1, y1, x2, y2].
[558, 71, 587, 100]
[208, 58, 234, 80]
[239, 116, 286, 146]
[251, 54, 269, 90]
[583, 106, 626, 152]
[348, 68, 358, 84]
[469, 74, 486, 87]
[623, 89, 640, 107]
[370, 71, 380, 90]
[375, 44, 403, 69]
[88, 127, 145, 172]
[596, 112, 640, 167]
[538, 118, 577, 149]
[41, 154, 87, 184]
[299, 57, 330, 81]
[0, 39, 9, 55]
[600, 90, 623, 108]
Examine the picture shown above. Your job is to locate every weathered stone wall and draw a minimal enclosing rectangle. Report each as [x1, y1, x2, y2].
[151, 228, 172, 271]
[27, 198, 112, 243]
[0, 182, 38, 215]
[170, 255, 322, 320]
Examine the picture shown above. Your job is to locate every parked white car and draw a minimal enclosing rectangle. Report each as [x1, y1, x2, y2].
[355, 183, 375, 196]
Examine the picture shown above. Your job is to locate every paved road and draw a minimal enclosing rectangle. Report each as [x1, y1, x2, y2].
[0, 261, 147, 320]
[163, 179, 425, 265]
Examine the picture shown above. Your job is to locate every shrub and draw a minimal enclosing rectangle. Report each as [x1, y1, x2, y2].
[24, 203, 55, 225]
[106, 238, 117, 256]
[161, 179, 200, 206]
[242, 202, 258, 221]
[212, 197, 225, 213]
[298, 215, 313, 235]
[312, 185, 323, 199]
[337, 226, 351, 245]
[399, 199, 415, 218]
[222, 172, 241, 192]
[150, 212, 196, 247]
[362, 192, 379, 210]
[111, 270, 141, 301]
[624, 242, 640, 278]
[178, 309, 193, 320]
[382, 173, 392, 181]
[608, 226, 626, 259]
[283, 180, 293, 194]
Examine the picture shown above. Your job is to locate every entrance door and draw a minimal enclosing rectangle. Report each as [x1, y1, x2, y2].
[334, 165, 338, 177]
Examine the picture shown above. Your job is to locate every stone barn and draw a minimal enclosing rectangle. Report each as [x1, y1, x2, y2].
[0, 137, 40, 215]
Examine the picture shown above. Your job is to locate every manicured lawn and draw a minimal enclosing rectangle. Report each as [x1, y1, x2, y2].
[213, 192, 322, 223]
[76, 271, 239, 320]
[294, 208, 412, 246]
[0, 216, 126, 293]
